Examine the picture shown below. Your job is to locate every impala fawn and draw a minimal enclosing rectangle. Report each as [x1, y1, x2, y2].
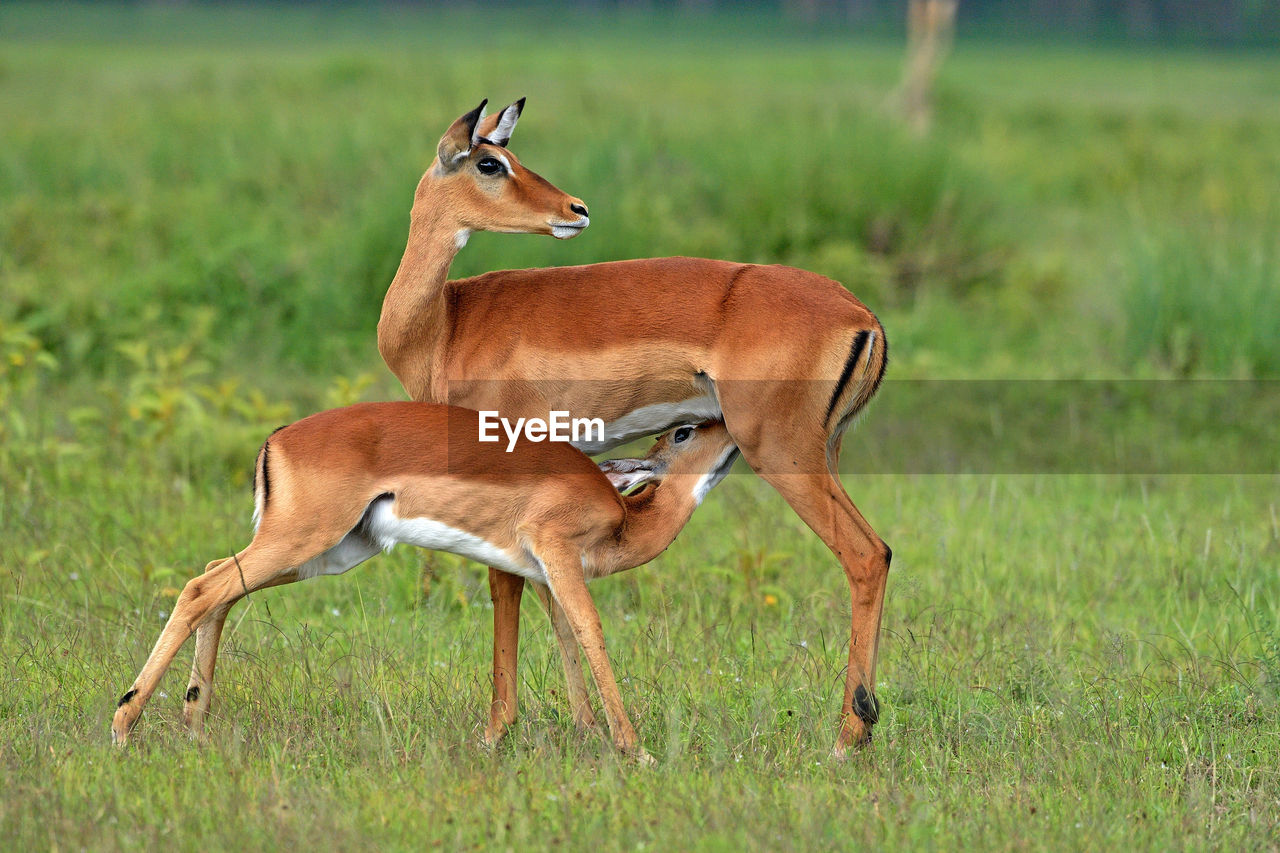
[112, 404, 738, 761]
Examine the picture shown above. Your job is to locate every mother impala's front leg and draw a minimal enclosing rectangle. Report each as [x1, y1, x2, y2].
[484, 567, 524, 746]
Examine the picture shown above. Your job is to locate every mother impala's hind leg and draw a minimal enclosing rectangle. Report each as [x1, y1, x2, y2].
[759, 463, 889, 752]
[723, 405, 891, 754]
[112, 540, 307, 745]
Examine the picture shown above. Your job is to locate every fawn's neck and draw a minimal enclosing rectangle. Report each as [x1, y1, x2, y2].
[598, 478, 703, 576]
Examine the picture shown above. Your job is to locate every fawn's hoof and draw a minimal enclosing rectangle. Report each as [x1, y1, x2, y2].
[110, 714, 133, 747]
[628, 747, 656, 767]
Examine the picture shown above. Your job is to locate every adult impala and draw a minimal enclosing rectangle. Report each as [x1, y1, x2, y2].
[111, 405, 739, 761]
[379, 99, 890, 754]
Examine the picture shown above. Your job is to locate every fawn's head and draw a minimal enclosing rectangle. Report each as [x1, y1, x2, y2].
[420, 98, 589, 240]
[599, 421, 739, 504]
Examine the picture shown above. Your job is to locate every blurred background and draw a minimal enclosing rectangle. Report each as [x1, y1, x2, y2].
[4, 0, 1278, 472]
[4, 4, 1278, 390]
[2, 7, 1278, 846]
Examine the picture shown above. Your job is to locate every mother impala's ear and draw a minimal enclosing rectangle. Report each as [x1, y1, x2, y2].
[437, 99, 488, 169]
[598, 458, 657, 493]
[475, 97, 524, 147]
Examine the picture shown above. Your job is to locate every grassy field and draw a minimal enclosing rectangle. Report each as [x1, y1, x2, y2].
[2, 4, 1278, 850]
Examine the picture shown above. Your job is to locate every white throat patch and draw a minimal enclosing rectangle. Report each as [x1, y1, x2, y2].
[692, 445, 740, 505]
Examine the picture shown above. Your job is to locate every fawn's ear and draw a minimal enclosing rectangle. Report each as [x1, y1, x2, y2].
[598, 458, 657, 493]
[474, 97, 524, 147]
[437, 99, 488, 169]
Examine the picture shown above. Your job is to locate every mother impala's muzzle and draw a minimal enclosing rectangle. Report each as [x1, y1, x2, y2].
[550, 200, 590, 239]
[551, 217, 589, 240]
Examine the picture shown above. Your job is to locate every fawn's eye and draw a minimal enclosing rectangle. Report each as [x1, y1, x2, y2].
[476, 157, 505, 176]
[673, 426, 694, 444]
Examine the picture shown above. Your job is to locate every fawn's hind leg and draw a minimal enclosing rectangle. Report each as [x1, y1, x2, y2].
[182, 566, 298, 737]
[113, 541, 305, 745]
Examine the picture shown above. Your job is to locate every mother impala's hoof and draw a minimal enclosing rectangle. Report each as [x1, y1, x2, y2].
[481, 725, 508, 749]
[831, 735, 871, 760]
[111, 713, 134, 747]
[832, 713, 875, 759]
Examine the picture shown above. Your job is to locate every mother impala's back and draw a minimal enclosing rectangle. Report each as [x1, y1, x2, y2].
[378, 99, 890, 754]
[442, 256, 884, 451]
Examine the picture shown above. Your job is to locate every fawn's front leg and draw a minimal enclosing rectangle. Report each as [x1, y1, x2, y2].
[536, 544, 650, 764]
[531, 581, 599, 731]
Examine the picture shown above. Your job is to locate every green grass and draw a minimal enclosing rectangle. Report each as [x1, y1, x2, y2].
[4, 450, 1278, 848]
[2, 4, 1279, 850]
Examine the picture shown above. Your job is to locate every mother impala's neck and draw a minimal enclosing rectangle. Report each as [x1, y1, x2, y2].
[377, 187, 467, 402]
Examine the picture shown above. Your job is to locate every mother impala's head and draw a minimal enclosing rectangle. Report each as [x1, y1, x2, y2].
[423, 98, 589, 240]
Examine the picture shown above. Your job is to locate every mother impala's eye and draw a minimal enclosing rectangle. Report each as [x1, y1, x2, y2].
[673, 426, 694, 444]
[476, 157, 505, 176]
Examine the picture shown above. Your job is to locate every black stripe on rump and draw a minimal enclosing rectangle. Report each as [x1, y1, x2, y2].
[825, 330, 870, 425]
[874, 331, 889, 390]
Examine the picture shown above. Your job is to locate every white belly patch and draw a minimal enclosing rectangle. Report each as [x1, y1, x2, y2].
[363, 499, 542, 581]
[296, 532, 382, 580]
[295, 498, 545, 583]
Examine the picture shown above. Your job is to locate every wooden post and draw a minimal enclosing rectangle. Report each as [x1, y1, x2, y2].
[901, 0, 958, 134]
